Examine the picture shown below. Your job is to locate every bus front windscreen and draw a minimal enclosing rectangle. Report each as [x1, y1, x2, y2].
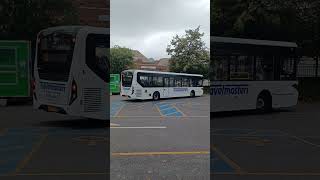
[122, 71, 133, 87]
[37, 32, 75, 82]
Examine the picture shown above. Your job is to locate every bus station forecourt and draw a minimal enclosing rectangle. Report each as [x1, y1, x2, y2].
[0, 94, 210, 179]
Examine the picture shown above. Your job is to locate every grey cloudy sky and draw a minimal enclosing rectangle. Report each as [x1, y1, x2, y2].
[111, 0, 210, 60]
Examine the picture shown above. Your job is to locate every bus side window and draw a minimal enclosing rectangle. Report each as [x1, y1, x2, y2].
[148, 76, 153, 87]
[182, 78, 189, 87]
[169, 77, 175, 87]
[138, 73, 149, 87]
[157, 76, 163, 87]
[86, 34, 109, 83]
[175, 77, 182, 87]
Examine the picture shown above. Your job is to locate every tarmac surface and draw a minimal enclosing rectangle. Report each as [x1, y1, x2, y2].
[212, 102, 320, 180]
[110, 95, 210, 179]
[0, 95, 210, 180]
[2, 95, 320, 179]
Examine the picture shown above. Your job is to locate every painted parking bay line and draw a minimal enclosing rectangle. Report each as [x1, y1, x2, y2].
[155, 103, 185, 117]
[110, 101, 125, 117]
[111, 126, 167, 129]
[0, 128, 46, 176]
[110, 123, 120, 127]
[112, 151, 209, 156]
[211, 145, 242, 174]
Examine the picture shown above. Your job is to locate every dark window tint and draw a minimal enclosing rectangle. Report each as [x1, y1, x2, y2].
[122, 71, 133, 87]
[191, 77, 203, 87]
[37, 33, 75, 82]
[182, 78, 189, 87]
[175, 77, 182, 87]
[86, 34, 109, 83]
[164, 77, 170, 87]
[137, 73, 149, 87]
[169, 77, 175, 87]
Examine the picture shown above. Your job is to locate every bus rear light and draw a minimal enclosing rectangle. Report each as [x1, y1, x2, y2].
[69, 80, 78, 105]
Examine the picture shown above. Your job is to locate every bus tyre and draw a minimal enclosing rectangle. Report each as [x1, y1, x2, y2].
[190, 91, 195, 97]
[256, 94, 271, 113]
[153, 92, 160, 101]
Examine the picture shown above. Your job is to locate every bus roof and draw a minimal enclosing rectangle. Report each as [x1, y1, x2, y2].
[123, 69, 203, 77]
[39, 26, 110, 36]
[211, 36, 298, 48]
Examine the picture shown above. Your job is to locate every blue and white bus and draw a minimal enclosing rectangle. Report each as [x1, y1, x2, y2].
[33, 26, 109, 120]
[121, 70, 203, 100]
[211, 36, 299, 112]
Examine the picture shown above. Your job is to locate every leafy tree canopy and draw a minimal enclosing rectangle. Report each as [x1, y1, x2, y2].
[0, 0, 78, 40]
[167, 26, 209, 78]
[110, 46, 134, 74]
[211, 0, 320, 55]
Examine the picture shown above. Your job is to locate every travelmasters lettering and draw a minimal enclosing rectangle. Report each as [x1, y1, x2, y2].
[211, 85, 248, 96]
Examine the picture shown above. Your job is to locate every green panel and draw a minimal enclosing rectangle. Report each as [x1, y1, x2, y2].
[110, 74, 120, 94]
[0, 73, 16, 84]
[0, 41, 30, 97]
[0, 49, 16, 65]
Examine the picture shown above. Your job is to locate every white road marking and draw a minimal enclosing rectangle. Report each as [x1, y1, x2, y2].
[110, 123, 120, 126]
[111, 126, 167, 129]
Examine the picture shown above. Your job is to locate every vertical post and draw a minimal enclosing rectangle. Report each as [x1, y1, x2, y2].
[253, 56, 256, 80]
[316, 56, 319, 77]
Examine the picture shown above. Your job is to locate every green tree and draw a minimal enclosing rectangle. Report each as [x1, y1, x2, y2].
[110, 46, 134, 74]
[0, 0, 78, 40]
[211, 0, 320, 55]
[167, 26, 209, 78]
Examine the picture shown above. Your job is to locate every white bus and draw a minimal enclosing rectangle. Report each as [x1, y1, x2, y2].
[33, 26, 109, 120]
[211, 36, 299, 112]
[121, 70, 203, 100]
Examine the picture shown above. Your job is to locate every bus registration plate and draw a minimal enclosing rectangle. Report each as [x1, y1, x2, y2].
[48, 106, 58, 112]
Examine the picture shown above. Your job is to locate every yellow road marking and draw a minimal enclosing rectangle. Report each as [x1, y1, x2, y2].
[13, 172, 108, 176]
[112, 151, 209, 156]
[3, 171, 320, 177]
[12, 133, 48, 176]
[212, 172, 320, 176]
[212, 145, 244, 174]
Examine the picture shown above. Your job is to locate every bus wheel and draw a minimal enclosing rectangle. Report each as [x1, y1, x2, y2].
[256, 94, 271, 112]
[153, 92, 160, 101]
[190, 91, 195, 97]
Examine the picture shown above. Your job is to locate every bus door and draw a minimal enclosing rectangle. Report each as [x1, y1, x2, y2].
[81, 33, 109, 120]
[163, 77, 170, 97]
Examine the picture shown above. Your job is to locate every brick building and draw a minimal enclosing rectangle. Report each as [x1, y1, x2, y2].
[133, 56, 170, 72]
[132, 50, 170, 71]
[72, 0, 109, 27]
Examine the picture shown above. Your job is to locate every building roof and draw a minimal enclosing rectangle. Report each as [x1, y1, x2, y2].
[123, 69, 203, 77]
[157, 58, 170, 66]
[132, 50, 150, 62]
